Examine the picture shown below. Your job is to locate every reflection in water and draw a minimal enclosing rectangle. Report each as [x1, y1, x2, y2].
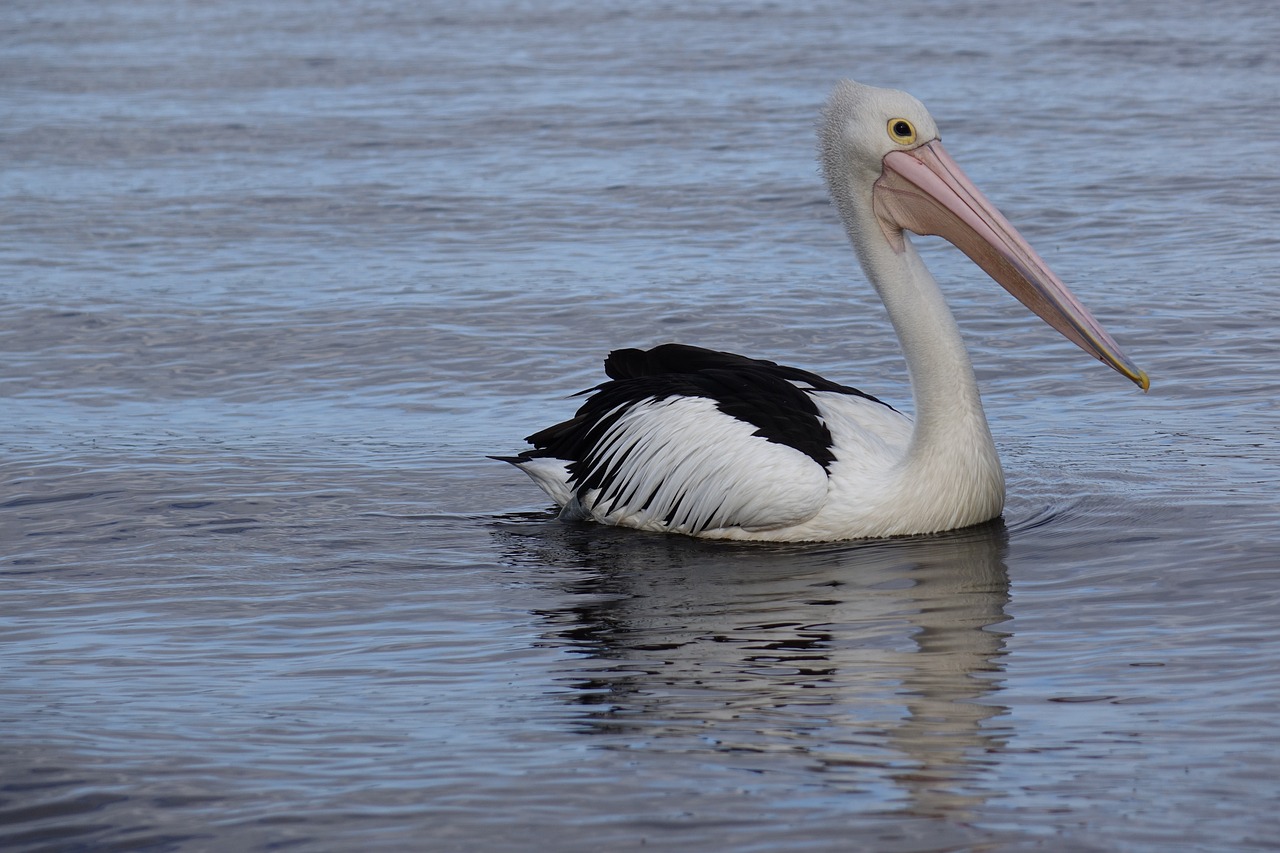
[495, 517, 1012, 819]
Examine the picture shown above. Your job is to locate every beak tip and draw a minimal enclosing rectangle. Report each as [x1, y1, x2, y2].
[1134, 368, 1151, 393]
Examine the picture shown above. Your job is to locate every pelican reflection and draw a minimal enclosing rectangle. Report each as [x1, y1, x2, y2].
[495, 517, 1012, 818]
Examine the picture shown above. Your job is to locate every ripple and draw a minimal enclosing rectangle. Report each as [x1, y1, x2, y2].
[4, 0, 1280, 850]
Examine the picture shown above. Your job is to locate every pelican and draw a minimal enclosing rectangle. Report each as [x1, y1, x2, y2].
[496, 80, 1148, 542]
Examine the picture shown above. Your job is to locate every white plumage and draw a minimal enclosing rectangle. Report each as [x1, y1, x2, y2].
[498, 81, 1147, 542]
[564, 395, 831, 535]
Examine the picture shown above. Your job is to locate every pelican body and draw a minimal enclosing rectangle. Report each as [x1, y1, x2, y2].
[498, 81, 1147, 542]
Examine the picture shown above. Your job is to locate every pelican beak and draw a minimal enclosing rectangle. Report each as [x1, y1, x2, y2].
[873, 140, 1149, 391]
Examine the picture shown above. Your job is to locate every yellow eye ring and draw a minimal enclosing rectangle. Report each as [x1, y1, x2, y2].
[887, 118, 917, 145]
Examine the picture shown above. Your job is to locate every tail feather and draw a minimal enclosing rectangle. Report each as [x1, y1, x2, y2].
[492, 455, 573, 507]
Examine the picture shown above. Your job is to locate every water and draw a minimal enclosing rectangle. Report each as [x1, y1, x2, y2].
[4, 0, 1279, 849]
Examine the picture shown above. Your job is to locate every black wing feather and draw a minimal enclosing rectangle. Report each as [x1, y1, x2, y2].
[520, 344, 893, 488]
[604, 343, 888, 400]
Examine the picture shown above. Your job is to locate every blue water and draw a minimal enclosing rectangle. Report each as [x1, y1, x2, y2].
[4, 0, 1280, 850]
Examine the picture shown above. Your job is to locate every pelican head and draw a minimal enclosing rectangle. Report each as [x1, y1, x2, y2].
[820, 80, 1148, 391]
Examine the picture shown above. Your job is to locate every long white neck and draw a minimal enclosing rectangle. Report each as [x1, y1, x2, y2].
[847, 210, 1006, 522]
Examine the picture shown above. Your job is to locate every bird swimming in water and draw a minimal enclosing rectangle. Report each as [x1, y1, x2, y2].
[496, 80, 1147, 542]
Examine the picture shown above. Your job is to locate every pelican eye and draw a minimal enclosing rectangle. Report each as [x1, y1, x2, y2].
[887, 118, 917, 145]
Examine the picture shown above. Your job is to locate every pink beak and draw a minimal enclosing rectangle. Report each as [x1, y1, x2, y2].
[873, 141, 1149, 391]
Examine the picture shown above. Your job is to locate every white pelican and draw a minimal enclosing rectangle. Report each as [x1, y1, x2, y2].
[497, 80, 1148, 542]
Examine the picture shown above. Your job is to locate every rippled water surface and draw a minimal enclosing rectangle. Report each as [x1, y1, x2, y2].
[4, 0, 1280, 850]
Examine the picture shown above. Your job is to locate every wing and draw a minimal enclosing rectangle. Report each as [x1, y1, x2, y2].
[604, 343, 891, 404]
[509, 344, 897, 536]
[562, 394, 831, 535]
